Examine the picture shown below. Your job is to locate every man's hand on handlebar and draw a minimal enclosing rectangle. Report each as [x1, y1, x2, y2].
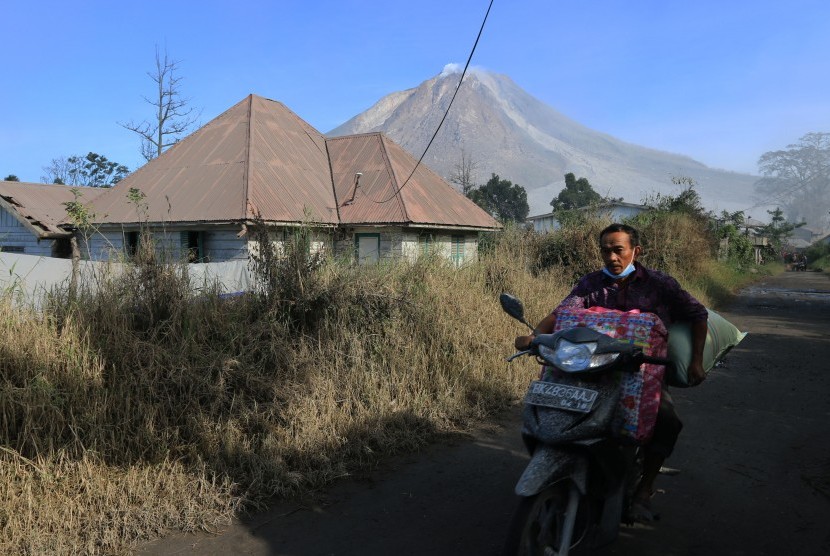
[514, 314, 556, 351]
[515, 334, 535, 351]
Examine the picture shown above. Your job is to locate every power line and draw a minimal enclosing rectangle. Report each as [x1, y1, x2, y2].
[368, 0, 495, 205]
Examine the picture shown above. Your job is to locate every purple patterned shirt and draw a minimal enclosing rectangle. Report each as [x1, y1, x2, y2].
[554, 262, 708, 328]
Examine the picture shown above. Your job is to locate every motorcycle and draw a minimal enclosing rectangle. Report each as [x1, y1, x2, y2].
[499, 293, 672, 556]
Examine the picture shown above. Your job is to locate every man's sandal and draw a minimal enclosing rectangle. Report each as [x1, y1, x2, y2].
[625, 493, 660, 524]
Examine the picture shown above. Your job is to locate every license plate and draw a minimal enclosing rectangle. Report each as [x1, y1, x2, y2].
[524, 380, 599, 413]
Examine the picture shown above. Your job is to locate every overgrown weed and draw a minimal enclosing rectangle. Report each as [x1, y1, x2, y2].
[0, 226, 536, 553]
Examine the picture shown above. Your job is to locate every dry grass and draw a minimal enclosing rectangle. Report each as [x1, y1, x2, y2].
[0, 232, 542, 554]
[0, 215, 730, 553]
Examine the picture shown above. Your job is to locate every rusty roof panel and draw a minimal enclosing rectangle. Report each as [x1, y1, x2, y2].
[0, 181, 103, 236]
[327, 133, 499, 228]
[92, 163, 248, 224]
[384, 136, 500, 228]
[92, 97, 252, 224]
[247, 162, 338, 223]
[327, 134, 406, 224]
[246, 96, 337, 223]
[91, 95, 338, 225]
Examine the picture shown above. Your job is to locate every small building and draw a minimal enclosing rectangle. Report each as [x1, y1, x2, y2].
[526, 201, 648, 233]
[784, 238, 810, 251]
[82, 94, 500, 264]
[790, 226, 824, 244]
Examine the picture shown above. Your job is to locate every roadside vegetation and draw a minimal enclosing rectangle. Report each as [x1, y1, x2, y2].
[0, 200, 779, 554]
[805, 241, 830, 272]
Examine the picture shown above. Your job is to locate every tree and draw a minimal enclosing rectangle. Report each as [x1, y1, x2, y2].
[41, 156, 82, 184]
[74, 152, 129, 187]
[449, 148, 478, 196]
[467, 173, 529, 223]
[755, 132, 830, 229]
[716, 210, 754, 265]
[758, 207, 804, 255]
[120, 45, 200, 161]
[43, 152, 128, 187]
[550, 173, 602, 211]
[3, 174, 20, 181]
[643, 177, 707, 217]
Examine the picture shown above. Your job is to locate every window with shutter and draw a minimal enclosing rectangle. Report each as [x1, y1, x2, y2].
[125, 231, 139, 258]
[418, 234, 433, 256]
[180, 231, 203, 262]
[451, 235, 465, 266]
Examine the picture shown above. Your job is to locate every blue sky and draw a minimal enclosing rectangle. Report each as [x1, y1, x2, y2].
[2, 0, 828, 184]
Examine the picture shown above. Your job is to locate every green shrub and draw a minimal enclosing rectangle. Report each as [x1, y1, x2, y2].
[805, 241, 830, 270]
[530, 214, 608, 280]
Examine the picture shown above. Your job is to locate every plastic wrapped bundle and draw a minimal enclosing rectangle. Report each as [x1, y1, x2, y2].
[547, 307, 668, 444]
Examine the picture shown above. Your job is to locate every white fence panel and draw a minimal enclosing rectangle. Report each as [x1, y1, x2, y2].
[0, 253, 253, 307]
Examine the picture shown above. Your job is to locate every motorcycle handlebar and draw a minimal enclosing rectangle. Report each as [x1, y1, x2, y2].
[506, 346, 675, 372]
[641, 354, 675, 371]
[506, 350, 530, 362]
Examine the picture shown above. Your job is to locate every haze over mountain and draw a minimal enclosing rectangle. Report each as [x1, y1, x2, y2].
[329, 67, 761, 217]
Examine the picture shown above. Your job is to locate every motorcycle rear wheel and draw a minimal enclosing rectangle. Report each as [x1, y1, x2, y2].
[501, 481, 591, 556]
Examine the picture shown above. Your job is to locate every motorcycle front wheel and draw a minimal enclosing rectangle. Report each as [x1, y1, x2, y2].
[501, 481, 591, 556]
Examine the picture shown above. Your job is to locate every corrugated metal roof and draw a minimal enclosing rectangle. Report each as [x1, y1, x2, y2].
[328, 133, 500, 229]
[327, 133, 407, 224]
[0, 181, 103, 237]
[90, 95, 338, 225]
[385, 135, 499, 228]
[88, 95, 499, 231]
[246, 95, 337, 223]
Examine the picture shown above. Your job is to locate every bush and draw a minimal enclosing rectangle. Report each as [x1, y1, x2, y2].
[530, 214, 608, 281]
[1, 226, 540, 553]
[805, 241, 830, 270]
[629, 211, 716, 278]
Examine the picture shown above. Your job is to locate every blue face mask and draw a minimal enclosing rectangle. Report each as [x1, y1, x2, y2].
[602, 261, 636, 280]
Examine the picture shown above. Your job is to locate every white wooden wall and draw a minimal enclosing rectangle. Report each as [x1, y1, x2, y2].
[81, 227, 249, 262]
[337, 227, 479, 265]
[74, 223, 480, 265]
[0, 206, 56, 256]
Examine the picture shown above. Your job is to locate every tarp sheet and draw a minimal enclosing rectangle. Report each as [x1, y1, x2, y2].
[0, 253, 253, 308]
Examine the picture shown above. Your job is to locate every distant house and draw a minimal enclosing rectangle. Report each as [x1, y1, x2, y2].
[784, 238, 810, 251]
[82, 94, 500, 265]
[526, 201, 648, 233]
[790, 226, 824, 244]
[0, 181, 103, 257]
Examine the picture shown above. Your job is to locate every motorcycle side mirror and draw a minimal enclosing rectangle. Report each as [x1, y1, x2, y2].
[500, 293, 534, 331]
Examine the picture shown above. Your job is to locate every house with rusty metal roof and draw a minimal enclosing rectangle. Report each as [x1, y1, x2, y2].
[80, 94, 499, 264]
[0, 180, 104, 257]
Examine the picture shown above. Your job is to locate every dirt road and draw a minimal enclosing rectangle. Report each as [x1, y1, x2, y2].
[141, 270, 830, 556]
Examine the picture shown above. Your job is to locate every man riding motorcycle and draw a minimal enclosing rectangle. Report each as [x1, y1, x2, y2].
[514, 223, 708, 521]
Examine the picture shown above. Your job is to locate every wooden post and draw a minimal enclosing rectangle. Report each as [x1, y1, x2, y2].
[69, 235, 80, 299]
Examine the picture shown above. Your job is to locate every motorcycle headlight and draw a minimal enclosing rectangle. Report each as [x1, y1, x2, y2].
[541, 340, 620, 373]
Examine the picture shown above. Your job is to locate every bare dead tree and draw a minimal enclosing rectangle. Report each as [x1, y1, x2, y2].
[41, 156, 82, 184]
[449, 147, 479, 196]
[120, 45, 200, 161]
